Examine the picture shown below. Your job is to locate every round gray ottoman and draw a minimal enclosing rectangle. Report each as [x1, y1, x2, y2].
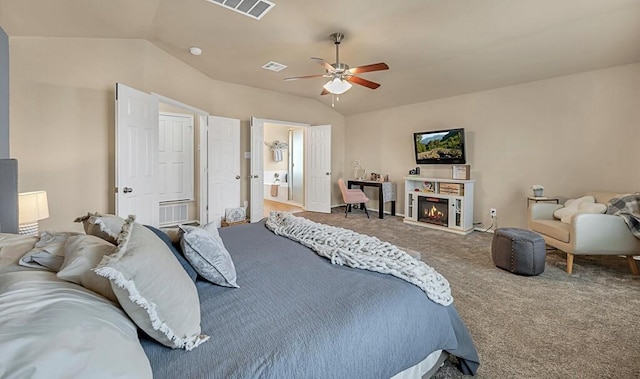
[491, 228, 546, 276]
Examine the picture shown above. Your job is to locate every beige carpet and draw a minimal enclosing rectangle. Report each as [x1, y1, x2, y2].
[296, 208, 640, 378]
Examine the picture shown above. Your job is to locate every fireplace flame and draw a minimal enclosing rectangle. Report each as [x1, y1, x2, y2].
[425, 205, 444, 219]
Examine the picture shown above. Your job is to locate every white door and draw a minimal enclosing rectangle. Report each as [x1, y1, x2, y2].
[208, 116, 241, 227]
[249, 117, 264, 223]
[306, 125, 332, 213]
[158, 113, 194, 202]
[115, 83, 159, 226]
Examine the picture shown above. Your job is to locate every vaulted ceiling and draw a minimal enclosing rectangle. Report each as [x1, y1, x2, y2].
[1, 0, 639, 115]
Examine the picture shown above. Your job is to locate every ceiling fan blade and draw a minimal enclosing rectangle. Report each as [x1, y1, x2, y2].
[346, 75, 381, 89]
[310, 57, 335, 72]
[348, 62, 389, 75]
[320, 88, 330, 96]
[284, 74, 325, 81]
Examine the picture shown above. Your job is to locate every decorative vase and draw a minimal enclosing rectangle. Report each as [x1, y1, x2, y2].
[533, 189, 543, 197]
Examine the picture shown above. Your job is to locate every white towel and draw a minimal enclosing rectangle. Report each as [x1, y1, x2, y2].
[273, 149, 283, 162]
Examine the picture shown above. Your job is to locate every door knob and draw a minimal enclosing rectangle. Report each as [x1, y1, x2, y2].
[123, 187, 133, 193]
[325, 172, 331, 175]
[235, 175, 240, 180]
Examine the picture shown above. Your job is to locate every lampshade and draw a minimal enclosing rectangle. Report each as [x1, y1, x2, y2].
[19, 191, 49, 223]
[323, 77, 352, 95]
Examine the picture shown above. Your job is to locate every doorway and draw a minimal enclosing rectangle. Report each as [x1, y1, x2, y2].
[115, 83, 210, 227]
[263, 122, 305, 217]
[250, 117, 332, 222]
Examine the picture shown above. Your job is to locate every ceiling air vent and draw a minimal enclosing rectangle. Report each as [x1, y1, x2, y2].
[262, 61, 287, 72]
[206, 0, 275, 20]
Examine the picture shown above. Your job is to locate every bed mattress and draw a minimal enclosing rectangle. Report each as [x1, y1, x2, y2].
[140, 221, 479, 378]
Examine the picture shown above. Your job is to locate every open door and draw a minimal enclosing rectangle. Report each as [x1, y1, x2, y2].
[115, 83, 159, 226]
[249, 117, 264, 222]
[208, 116, 241, 227]
[305, 125, 332, 213]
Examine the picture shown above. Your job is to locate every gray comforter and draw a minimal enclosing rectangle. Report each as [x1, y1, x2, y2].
[141, 221, 479, 378]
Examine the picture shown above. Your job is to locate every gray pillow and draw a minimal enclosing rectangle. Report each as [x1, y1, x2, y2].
[180, 224, 239, 288]
[94, 216, 209, 350]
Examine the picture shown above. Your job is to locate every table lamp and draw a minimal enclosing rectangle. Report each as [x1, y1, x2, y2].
[18, 191, 49, 236]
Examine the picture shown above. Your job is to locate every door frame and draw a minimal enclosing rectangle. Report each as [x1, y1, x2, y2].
[251, 117, 334, 217]
[251, 118, 310, 222]
[151, 93, 209, 224]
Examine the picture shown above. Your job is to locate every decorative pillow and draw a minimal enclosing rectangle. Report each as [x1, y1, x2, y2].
[145, 225, 198, 282]
[160, 226, 182, 245]
[559, 202, 607, 224]
[19, 231, 81, 271]
[74, 212, 126, 244]
[180, 224, 239, 288]
[94, 216, 209, 350]
[225, 206, 247, 223]
[553, 196, 595, 220]
[56, 234, 117, 302]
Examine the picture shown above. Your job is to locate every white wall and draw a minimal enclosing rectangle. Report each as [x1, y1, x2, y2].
[263, 123, 289, 172]
[346, 63, 640, 229]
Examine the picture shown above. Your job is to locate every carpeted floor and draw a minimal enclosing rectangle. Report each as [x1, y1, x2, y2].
[296, 208, 640, 378]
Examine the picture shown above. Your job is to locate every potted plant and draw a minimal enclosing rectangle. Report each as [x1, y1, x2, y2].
[531, 184, 544, 197]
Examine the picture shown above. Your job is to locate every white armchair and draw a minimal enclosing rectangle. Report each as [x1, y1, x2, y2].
[528, 191, 640, 274]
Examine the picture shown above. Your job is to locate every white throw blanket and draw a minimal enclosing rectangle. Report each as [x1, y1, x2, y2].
[265, 212, 453, 306]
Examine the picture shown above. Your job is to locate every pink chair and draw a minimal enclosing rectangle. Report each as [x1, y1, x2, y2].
[338, 178, 370, 218]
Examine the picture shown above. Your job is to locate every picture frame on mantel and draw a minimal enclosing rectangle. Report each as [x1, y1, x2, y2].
[452, 165, 470, 180]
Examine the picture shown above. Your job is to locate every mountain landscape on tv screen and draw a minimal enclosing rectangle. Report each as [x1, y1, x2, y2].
[416, 131, 463, 160]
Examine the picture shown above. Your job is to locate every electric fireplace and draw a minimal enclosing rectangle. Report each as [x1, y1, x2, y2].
[418, 197, 449, 227]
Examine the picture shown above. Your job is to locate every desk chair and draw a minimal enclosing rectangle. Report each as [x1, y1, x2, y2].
[338, 178, 370, 218]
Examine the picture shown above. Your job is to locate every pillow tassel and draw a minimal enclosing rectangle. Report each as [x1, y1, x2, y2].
[93, 265, 209, 350]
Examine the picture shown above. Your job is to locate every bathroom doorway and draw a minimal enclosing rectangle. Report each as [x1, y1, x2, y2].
[263, 122, 305, 217]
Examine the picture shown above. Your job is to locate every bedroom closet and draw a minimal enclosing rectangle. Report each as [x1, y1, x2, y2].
[114, 83, 240, 228]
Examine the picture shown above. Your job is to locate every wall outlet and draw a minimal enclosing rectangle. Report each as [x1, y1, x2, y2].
[490, 208, 497, 218]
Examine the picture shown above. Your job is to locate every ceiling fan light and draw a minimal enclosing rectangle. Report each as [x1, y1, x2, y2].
[323, 78, 352, 95]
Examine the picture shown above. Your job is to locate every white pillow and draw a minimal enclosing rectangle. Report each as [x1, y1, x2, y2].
[559, 202, 607, 224]
[19, 231, 81, 271]
[553, 196, 595, 220]
[225, 206, 247, 223]
[94, 216, 209, 350]
[0, 270, 152, 379]
[57, 234, 117, 302]
[180, 224, 239, 288]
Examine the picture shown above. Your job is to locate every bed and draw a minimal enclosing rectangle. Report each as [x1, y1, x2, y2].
[0, 213, 479, 379]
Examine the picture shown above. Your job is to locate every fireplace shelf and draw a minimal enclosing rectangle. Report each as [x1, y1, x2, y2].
[403, 177, 474, 235]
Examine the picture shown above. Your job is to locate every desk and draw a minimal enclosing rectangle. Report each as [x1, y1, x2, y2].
[527, 196, 560, 207]
[348, 180, 397, 219]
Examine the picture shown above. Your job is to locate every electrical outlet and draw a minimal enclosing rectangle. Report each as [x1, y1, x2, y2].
[490, 208, 497, 218]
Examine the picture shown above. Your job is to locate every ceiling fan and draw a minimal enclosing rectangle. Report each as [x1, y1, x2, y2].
[284, 33, 389, 96]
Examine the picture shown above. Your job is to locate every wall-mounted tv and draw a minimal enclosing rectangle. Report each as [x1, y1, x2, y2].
[413, 128, 466, 165]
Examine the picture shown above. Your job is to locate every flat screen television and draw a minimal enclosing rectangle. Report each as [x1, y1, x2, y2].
[413, 128, 466, 164]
